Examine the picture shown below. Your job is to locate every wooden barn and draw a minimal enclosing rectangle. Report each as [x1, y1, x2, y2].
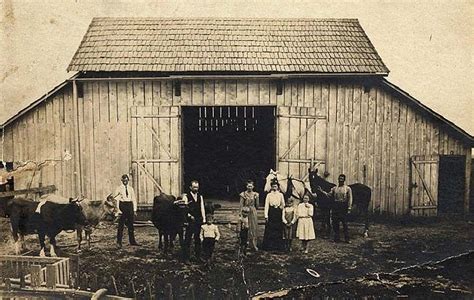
[1, 18, 472, 216]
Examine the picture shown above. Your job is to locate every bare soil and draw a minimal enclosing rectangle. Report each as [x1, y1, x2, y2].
[1, 216, 473, 299]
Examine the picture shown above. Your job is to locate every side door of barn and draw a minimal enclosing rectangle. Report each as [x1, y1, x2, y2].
[277, 107, 327, 180]
[409, 155, 439, 216]
[130, 106, 180, 206]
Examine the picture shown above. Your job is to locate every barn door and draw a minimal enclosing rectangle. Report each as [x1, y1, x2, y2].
[277, 107, 327, 180]
[130, 106, 181, 206]
[409, 155, 439, 216]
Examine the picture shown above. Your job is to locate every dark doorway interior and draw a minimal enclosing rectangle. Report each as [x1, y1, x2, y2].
[182, 106, 276, 199]
[438, 155, 465, 214]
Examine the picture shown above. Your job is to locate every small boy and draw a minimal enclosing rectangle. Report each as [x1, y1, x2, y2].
[237, 207, 250, 256]
[200, 214, 220, 264]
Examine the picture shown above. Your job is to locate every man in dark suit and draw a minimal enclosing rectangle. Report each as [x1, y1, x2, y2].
[182, 180, 207, 262]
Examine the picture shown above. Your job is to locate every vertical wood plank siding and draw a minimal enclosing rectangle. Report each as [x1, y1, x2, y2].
[2, 78, 470, 214]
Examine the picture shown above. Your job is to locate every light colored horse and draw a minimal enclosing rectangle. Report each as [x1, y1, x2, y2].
[264, 169, 313, 203]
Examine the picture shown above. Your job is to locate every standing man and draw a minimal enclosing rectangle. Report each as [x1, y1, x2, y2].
[320, 174, 353, 243]
[114, 174, 139, 248]
[182, 180, 206, 262]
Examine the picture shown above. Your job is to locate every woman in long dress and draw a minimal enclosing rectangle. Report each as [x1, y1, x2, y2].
[239, 180, 259, 251]
[262, 180, 286, 251]
[296, 194, 316, 253]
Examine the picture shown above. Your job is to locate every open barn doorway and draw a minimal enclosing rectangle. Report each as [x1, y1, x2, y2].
[438, 155, 466, 214]
[182, 106, 276, 200]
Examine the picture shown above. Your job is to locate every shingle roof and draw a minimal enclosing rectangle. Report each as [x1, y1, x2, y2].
[67, 17, 389, 74]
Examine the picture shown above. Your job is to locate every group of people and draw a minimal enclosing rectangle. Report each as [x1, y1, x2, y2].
[111, 172, 353, 264]
[257, 180, 315, 253]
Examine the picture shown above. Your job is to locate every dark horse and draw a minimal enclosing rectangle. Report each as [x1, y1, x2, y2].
[308, 169, 372, 237]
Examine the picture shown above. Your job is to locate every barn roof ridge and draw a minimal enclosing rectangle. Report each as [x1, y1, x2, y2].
[67, 17, 389, 75]
[91, 17, 361, 21]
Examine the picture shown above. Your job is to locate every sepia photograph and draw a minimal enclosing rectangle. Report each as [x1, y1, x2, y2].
[0, 0, 473, 299]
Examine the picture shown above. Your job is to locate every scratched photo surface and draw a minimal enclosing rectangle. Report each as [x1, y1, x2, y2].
[0, 1, 473, 299]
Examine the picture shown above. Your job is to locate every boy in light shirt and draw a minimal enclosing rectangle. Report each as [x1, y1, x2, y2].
[200, 214, 220, 264]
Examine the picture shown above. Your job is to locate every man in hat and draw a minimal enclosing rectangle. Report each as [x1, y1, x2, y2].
[114, 174, 139, 248]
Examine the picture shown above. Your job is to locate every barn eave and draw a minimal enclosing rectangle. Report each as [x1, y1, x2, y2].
[381, 79, 474, 147]
[1, 73, 79, 129]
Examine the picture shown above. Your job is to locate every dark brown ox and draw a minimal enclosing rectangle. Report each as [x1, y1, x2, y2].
[4, 197, 86, 256]
[152, 193, 188, 254]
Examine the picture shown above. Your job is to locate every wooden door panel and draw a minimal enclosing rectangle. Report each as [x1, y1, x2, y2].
[130, 106, 180, 206]
[277, 106, 327, 180]
[410, 155, 439, 216]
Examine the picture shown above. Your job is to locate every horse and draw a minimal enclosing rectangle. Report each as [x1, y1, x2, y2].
[263, 169, 314, 203]
[308, 168, 372, 237]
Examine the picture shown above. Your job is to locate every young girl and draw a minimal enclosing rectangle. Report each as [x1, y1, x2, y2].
[296, 194, 315, 253]
[282, 199, 297, 252]
[239, 180, 259, 251]
[237, 207, 250, 256]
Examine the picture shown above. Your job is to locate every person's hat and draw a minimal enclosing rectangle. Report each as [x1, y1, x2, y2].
[121, 174, 129, 180]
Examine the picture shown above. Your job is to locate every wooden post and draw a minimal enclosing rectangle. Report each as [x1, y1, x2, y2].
[30, 265, 42, 288]
[19, 266, 25, 288]
[71, 254, 78, 289]
[111, 275, 119, 295]
[146, 280, 153, 300]
[4, 278, 11, 290]
[187, 283, 196, 300]
[72, 80, 83, 196]
[465, 149, 471, 214]
[131, 279, 137, 299]
[164, 283, 173, 300]
[46, 264, 56, 289]
[93, 274, 98, 291]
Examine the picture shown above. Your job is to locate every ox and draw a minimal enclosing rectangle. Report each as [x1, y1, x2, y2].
[151, 193, 187, 254]
[37, 194, 119, 251]
[5, 197, 86, 256]
[76, 195, 119, 251]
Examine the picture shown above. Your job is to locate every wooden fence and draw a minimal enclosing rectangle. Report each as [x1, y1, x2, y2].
[0, 255, 70, 288]
[0, 255, 132, 299]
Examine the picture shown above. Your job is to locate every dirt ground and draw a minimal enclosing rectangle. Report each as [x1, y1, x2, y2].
[1, 216, 473, 299]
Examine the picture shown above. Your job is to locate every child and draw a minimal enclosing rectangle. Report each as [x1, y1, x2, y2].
[200, 214, 220, 264]
[296, 194, 315, 253]
[282, 199, 297, 252]
[237, 207, 250, 256]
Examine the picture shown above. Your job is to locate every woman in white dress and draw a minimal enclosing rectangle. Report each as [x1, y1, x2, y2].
[262, 180, 286, 251]
[296, 194, 316, 253]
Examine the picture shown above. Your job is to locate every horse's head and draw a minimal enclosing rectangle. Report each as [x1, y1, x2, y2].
[264, 169, 288, 193]
[308, 168, 334, 193]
